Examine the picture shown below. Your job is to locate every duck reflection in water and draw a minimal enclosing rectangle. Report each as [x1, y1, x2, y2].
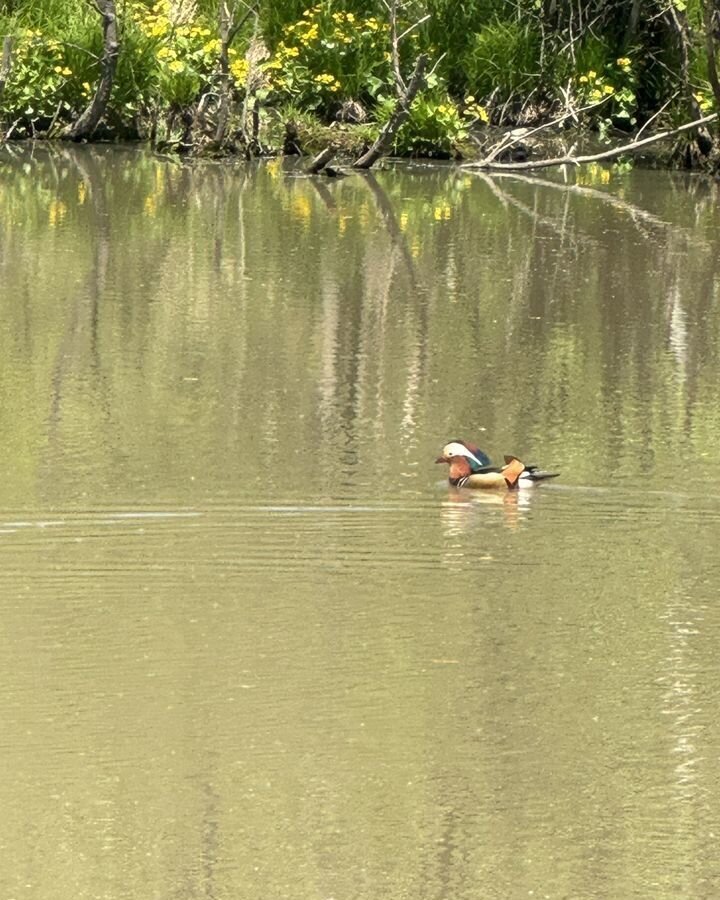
[440, 488, 532, 536]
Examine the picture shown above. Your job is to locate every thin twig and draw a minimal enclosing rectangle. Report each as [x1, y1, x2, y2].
[396, 13, 431, 43]
[635, 92, 678, 140]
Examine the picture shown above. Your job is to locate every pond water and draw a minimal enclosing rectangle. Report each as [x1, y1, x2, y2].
[1, 144, 720, 899]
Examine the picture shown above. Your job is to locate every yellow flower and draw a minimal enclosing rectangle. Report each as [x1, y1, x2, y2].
[603, 84, 615, 95]
[168, 59, 185, 73]
[157, 46, 175, 59]
[82, 81, 92, 93]
[230, 58, 249, 83]
[587, 70, 597, 80]
[578, 75, 588, 84]
[616, 57, 631, 68]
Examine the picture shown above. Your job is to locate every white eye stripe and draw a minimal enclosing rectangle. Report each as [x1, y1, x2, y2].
[443, 442, 485, 468]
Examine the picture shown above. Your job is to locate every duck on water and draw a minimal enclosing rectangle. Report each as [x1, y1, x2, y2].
[436, 440, 559, 490]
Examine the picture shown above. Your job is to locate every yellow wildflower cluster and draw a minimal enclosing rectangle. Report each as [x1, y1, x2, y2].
[694, 91, 714, 113]
[128, 1, 255, 91]
[464, 96, 489, 123]
[131, 0, 172, 38]
[314, 72, 341, 91]
[265, 3, 392, 100]
[230, 58, 249, 85]
[577, 69, 615, 103]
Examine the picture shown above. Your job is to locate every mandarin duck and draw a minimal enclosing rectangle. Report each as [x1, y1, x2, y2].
[436, 440, 559, 490]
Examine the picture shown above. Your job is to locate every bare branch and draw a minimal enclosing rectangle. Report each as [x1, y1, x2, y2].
[635, 92, 678, 140]
[464, 113, 719, 171]
[396, 13, 431, 43]
[479, 94, 613, 166]
[353, 53, 429, 169]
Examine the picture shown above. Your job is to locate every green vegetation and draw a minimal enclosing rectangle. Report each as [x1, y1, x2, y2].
[0, 0, 718, 162]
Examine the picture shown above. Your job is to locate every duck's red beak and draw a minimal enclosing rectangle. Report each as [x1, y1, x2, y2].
[435, 456, 449, 464]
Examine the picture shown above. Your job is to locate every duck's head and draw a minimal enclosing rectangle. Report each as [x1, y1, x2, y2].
[435, 441, 487, 468]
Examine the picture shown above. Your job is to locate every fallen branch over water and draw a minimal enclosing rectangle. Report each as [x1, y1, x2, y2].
[464, 112, 719, 171]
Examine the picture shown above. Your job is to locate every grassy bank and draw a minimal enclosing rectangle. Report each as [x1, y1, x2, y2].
[0, 1, 718, 165]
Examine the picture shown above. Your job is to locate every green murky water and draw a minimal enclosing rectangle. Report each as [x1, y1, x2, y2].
[1, 144, 720, 899]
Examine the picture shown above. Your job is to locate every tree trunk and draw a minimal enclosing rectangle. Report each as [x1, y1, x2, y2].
[352, 54, 428, 170]
[62, 0, 119, 141]
[213, 1, 232, 147]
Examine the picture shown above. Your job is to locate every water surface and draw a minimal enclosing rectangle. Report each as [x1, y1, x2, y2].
[1, 144, 720, 899]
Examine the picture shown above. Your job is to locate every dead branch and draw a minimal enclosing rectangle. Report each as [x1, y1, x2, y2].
[213, 0, 258, 148]
[307, 144, 338, 174]
[309, 3, 430, 174]
[240, 22, 268, 155]
[61, 0, 119, 140]
[480, 94, 613, 166]
[389, 0, 405, 97]
[352, 53, 428, 169]
[463, 112, 718, 171]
